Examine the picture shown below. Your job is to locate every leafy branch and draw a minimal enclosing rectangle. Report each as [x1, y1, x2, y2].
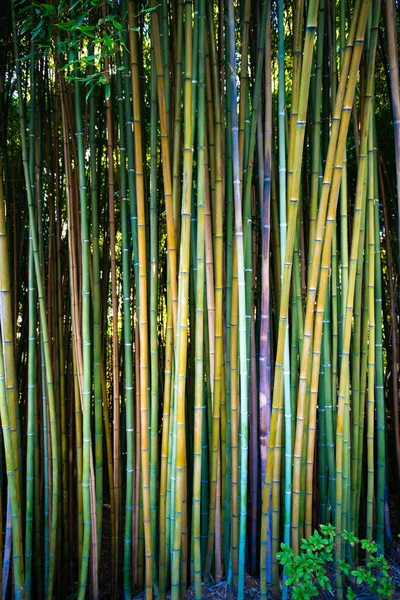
[277, 526, 394, 600]
[16, 0, 128, 98]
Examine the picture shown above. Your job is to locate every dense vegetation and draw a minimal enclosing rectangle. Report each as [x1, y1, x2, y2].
[0, 0, 399, 598]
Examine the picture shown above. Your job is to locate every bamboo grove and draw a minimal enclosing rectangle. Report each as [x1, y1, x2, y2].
[0, 0, 399, 597]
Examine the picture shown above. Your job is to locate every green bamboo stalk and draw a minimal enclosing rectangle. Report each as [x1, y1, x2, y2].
[204, 0, 225, 580]
[158, 296, 173, 600]
[372, 120, 385, 554]
[25, 49, 37, 600]
[223, 0, 234, 572]
[366, 126, 375, 547]
[114, 47, 135, 599]
[350, 200, 366, 538]
[88, 51, 103, 565]
[229, 237, 239, 588]
[149, 45, 159, 595]
[192, 0, 206, 595]
[228, 3, 250, 593]
[73, 52, 92, 600]
[172, 0, 184, 248]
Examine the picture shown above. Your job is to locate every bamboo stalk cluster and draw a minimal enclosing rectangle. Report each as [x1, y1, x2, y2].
[0, 0, 399, 598]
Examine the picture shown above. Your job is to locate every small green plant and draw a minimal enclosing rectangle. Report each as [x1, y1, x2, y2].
[277, 525, 394, 600]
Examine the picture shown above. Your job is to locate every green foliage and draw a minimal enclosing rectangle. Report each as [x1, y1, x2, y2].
[16, 0, 127, 98]
[277, 526, 394, 600]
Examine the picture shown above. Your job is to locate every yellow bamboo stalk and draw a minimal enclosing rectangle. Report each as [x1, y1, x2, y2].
[128, 3, 153, 596]
[150, 1, 179, 338]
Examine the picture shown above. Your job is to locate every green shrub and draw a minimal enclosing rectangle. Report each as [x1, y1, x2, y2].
[276, 524, 394, 599]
